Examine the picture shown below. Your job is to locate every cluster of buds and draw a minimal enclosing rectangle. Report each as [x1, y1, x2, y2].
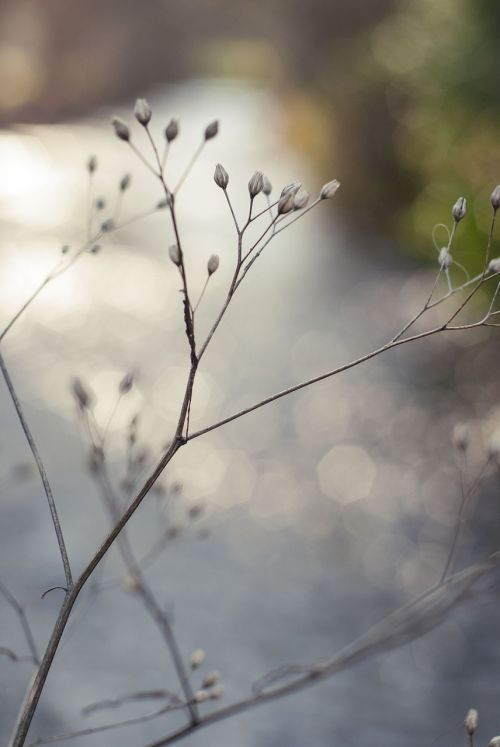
[193, 667, 224, 703]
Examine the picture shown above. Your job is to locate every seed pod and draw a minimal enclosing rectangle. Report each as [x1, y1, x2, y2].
[248, 171, 264, 198]
[119, 372, 134, 395]
[262, 175, 272, 195]
[277, 192, 295, 215]
[452, 196, 467, 222]
[87, 156, 97, 174]
[488, 257, 500, 273]
[207, 254, 219, 275]
[165, 118, 179, 142]
[169, 244, 181, 266]
[134, 98, 152, 126]
[190, 648, 205, 668]
[112, 117, 130, 142]
[320, 179, 340, 199]
[204, 120, 219, 140]
[120, 174, 131, 192]
[464, 709, 478, 736]
[214, 163, 229, 190]
[281, 181, 301, 197]
[491, 185, 500, 212]
[293, 189, 310, 210]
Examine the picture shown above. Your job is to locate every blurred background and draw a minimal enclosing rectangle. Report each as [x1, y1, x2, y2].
[1, 1, 500, 746]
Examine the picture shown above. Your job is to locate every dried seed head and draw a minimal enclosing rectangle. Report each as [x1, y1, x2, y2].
[190, 648, 206, 668]
[112, 117, 130, 142]
[452, 423, 470, 453]
[194, 689, 210, 703]
[87, 156, 97, 174]
[202, 670, 220, 688]
[207, 254, 219, 275]
[165, 118, 179, 142]
[281, 181, 301, 197]
[293, 188, 310, 210]
[489, 257, 500, 274]
[214, 163, 229, 190]
[210, 685, 224, 699]
[204, 120, 219, 140]
[438, 247, 452, 268]
[72, 378, 92, 411]
[169, 244, 181, 266]
[119, 372, 134, 395]
[248, 171, 264, 198]
[120, 173, 131, 192]
[452, 196, 467, 223]
[134, 98, 152, 126]
[490, 185, 500, 211]
[465, 709, 478, 736]
[262, 175, 272, 195]
[320, 179, 341, 200]
[277, 192, 295, 215]
[101, 218, 115, 233]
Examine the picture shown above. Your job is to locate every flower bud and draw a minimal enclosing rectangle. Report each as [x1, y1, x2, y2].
[281, 181, 301, 197]
[87, 156, 97, 174]
[488, 257, 500, 273]
[101, 219, 115, 233]
[122, 574, 140, 593]
[210, 685, 224, 699]
[214, 163, 229, 190]
[134, 98, 152, 126]
[452, 423, 470, 453]
[120, 174, 131, 192]
[165, 118, 179, 142]
[207, 254, 219, 275]
[277, 192, 295, 215]
[112, 117, 130, 142]
[438, 247, 452, 268]
[72, 378, 92, 411]
[169, 244, 181, 266]
[293, 189, 310, 210]
[204, 120, 219, 140]
[119, 372, 134, 395]
[452, 196, 467, 222]
[194, 689, 210, 703]
[262, 175, 272, 195]
[248, 171, 264, 198]
[464, 709, 478, 736]
[320, 179, 340, 200]
[202, 670, 220, 687]
[190, 648, 205, 668]
[491, 185, 500, 212]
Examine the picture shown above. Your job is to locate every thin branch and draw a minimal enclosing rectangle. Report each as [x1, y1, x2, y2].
[82, 688, 182, 716]
[0, 581, 40, 666]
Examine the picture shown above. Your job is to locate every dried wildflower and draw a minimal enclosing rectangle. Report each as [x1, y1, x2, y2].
[293, 189, 310, 210]
[194, 689, 210, 703]
[320, 179, 340, 200]
[165, 118, 179, 142]
[87, 156, 97, 174]
[72, 378, 92, 411]
[134, 98, 152, 126]
[262, 175, 272, 196]
[112, 117, 130, 142]
[452, 196, 467, 223]
[101, 218, 115, 233]
[277, 192, 295, 215]
[281, 181, 301, 197]
[119, 372, 134, 395]
[122, 574, 140, 593]
[214, 163, 229, 190]
[204, 120, 219, 140]
[248, 171, 264, 198]
[207, 254, 219, 275]
[491, 185, 500, 212]
[465, 708, 478, 736]
[190, 648, 205, 668]
[210, 685, 224, 699]
[120, 174, 131, 192]
[438, 247, 452, 269]
[488, 257, 500, 274]
[452, 423, 470, 453]
[169, 244, 181, 266]
[202, 670, 220, 688]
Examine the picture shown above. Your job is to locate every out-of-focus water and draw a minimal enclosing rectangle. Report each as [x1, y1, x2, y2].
[1, 80, 500, 747]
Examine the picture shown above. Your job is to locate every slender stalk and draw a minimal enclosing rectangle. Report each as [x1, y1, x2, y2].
[0, 582, 40, 666]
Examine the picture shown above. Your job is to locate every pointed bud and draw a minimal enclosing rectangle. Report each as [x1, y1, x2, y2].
[281, 181, 301, 197]
[202, 671, 220, 688]
[452, 423, 470, 453]
[491, 185, 500, 212]
[120, 174, 131, 192]
[87, 156, 97, 174]
[119, 372, 134, 395]
[72, 378, 92, 411]
[210, 685, 224, 699]
[262, 175, 272, 195]
[452, 196, 467, 223]
[165, 118, 179, 142]
[277, 192, 295, 215]
[320, 179, 340, 200]
[169, 244, 181, 266]
[488, 257, 500, 273]
[438, 247, 452, 268]
[465, 709, 478, 736]
[248, 171, 264, 198]
[207, 254, 219, 275]
[214, 163, 229, 190]
[112, 117, 130, 142]
[195, 690, 210, 703]
[293, 189, 310, 210]
[204, 120, 219, 140]
[134, 98, 152, 126]
[190, 648, 205, 668]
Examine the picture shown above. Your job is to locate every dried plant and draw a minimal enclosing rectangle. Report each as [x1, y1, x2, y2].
[2, 97, 500, 747]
